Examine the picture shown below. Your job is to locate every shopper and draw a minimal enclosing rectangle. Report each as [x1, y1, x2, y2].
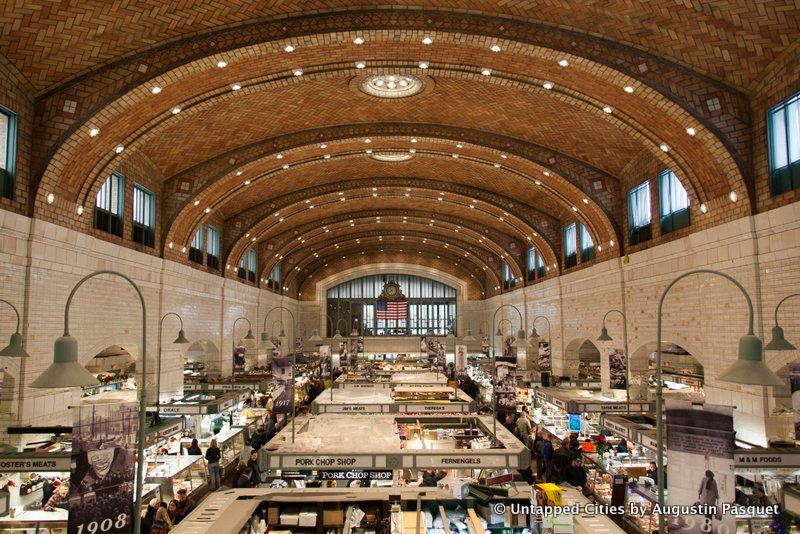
[167, 500, 183, 525]
[205, 438, 222, 491]
[250, 423, 269, 450]
[420, 469, 439, 487]
[562, 458, 588, 493]
[515, 407, 531, 438]
[553, 439, 573, 482]
[569, 436, 583, 462]
[237, 468, 255, 488]
[542, 437, 555, 482]
[174, 488, 195, 516]
[263, 410, 276, 442]
[306, 376, 324, 403]
[616, 438, 628, 454]
[151, 504, 173, 533]
[187, 438, 202, 456]
[530, 431, 545, 480]
[142, 498, 159, 533]
[646, 462, 659, 484]
[247, 449, 261, 486]
[43, 482, 69, 511]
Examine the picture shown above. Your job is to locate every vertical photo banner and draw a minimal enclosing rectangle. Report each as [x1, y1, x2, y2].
[295, 336, 303, 356]
[455, 345, 468, 373]
[494, 356, 517, 411]
[427, 337, 438, 359]
[419, 336, 427, 358]
[348, 337, 359, 367]
[272, 355, 294, 415]
[790, 363, 800, 440]
[319, 345, 332, 381]
[357, 336, 364, 354]
[338, 340, 346, 367]
[538, 340, 552, 372]
[502, 335, 517, 359]
[481, 335, 489, 356]
[436, 342, 446, 369]
[272, 338, 282, 360]
[608, 348, 627, 389]
[233, 342, 246, 374]
[666, 400, 735, 534]
[69, 399, 138, 534]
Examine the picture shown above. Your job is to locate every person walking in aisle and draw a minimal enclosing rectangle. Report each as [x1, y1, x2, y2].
[236, 468, 255, 488]
[553, 438, 573, 483]
[516, 407, 531, 439]
[205, 438, 222, 491]
[247, 449, 261, 486]
[530, 431, 545, 480]
[186, 438, 202, 456]
[542, 436, 555, 482]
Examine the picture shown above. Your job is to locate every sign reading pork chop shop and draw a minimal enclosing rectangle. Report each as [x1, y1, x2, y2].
[318, 470, 393, 481]
[284, 455, 375, 468]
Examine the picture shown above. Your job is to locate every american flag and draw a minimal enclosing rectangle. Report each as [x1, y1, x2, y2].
[376, 300, 408, 320]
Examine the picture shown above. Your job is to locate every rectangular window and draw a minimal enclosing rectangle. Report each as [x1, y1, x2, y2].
[768, 92, 800, 195]
[579, 223, 595, 262]
[0, 105, 17, 200]
[659, 169, 690, 235]
[536, 251, 545, 279]
[564, 223, 577, 268]
[502, 262, 516, 290]
[131, 184, 155, 247]
[268, 264, 281, 290]
[527, 247, 536, 281]
[247, 249, 257, 282]
[206, 226, 220, 270]
[94, 172, 125, 237]
[628, 180, 652, 245]
[189, 226, 204, 264]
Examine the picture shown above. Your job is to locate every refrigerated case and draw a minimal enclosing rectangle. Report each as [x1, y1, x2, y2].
[144, 454, 207, 502]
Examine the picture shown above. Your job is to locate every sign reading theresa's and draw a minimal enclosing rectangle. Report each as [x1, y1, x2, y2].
[0, 455, 71, 472]
[286, 455, 374, 468]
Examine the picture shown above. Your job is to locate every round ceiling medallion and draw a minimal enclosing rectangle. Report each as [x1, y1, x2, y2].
[370, 151, 415, 162]
[360, 74, 424, 98]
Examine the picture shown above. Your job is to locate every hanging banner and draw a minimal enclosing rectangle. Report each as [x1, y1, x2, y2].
[494, 355, 517, 411]
[790, 363, 800, 440]
[272, 338, 282, 359]
[338, 340, 347, 366]
[295, 337, 303, 356]
[538, 340, 552, 372]
[419, 336, 427, 358]
[455, 345, 468, 373]
[358, 336, 364, 354]
[502, 335, 517, 359]
[272, 356, 294, 415]
[319, 346, 332, 380]
[427, 338, 438, 358]
[69, 399, 138, 534]
[481, 335, 489, 356]
[666, 400, 735, 533]
[348, 337, 359, 367]
[233, 342, 246, 374]
[609, 348, 627, 390]
[436, 342, 446, 370]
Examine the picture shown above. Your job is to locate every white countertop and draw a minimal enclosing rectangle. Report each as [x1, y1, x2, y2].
[0, 509, 69, 523]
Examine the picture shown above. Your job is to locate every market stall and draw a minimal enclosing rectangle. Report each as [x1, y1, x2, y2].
[311, 386, 474, 414]
[334, 371, 449, 389]
[0, 451, 71, 531]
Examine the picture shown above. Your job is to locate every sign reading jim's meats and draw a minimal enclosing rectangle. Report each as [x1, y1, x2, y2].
[69, 399, 138, 534]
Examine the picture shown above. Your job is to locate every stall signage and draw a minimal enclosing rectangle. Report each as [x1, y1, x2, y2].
[603, 419, 629, 438]
[735, 452, 800, 468]
[415, 455, 509, 468]
[0, 455, 71, 472]
[284, 455, 374, 468]
[639, 435, 659, 452]
[351, 383, 376, 388]
[552, 398, 567, 409]
[584, 403, 628, 412]
[331, 405, 374, 413]
[158, 405, 202, 414]
[318, 470, 393, 481]
[535, 390, 548, 402]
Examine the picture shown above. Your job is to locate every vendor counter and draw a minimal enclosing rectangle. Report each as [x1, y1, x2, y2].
[334, 371, 449, 389]
[311, 386, 473, 414]
[263, 414, 530, 470]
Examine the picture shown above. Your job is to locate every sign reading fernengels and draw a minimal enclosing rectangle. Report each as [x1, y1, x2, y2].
[415, 454, 510, 468]
[0, 455, 71, 472]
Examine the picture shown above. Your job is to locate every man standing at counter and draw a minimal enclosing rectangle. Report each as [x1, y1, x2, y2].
[43, 482, 69, 511]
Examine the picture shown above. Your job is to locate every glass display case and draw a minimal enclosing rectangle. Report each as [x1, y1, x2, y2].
[144, 455, 207, 501]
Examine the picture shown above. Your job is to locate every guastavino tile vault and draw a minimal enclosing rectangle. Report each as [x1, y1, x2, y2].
[0, 2, 799, 533]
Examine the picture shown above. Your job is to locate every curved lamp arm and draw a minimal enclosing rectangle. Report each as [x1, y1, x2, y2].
[262, 306, 297, 335]
[0, 299, 21, 333]
[531, 315, 552, 341]
[62, 270, 147, 534]
[774, 293, 800, 326]
[496, 318, 513, 334]
[272, 319, 285, 336]
[601, 309, 626, 328]
[233, 316, 253, 336]
[160, 312, 184, 333]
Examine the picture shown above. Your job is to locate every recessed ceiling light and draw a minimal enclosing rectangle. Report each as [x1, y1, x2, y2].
[340, 197, 345, 201]
[194, 200, 200, 206]
[151, 86, 162, 94]
[610, 240, 615, 247]
[353, 37, 364, 45]
[372, 193, 378, 197]
[365, 149, 372, 154]
[276, 154, 284, 159]
[279, 218, 284, 222]
[216, 60, 228, 68]
[409, 148, 416, 153]
[364, 139, 371, 143]
[624, 85, 634, 93]
[422, 37, 433, 45]
[236, 170, 243, 176]
[543, 82, 553, 90]
[410, 138, 417, 143]
[171, 106, 181, 114]
[182, 246, 187, 253]
[582, 198, 589, 204]
[452, 154, 459, 158]
[406, 188, 411, 191]
[481, 68, 492, 76]
[282, 164, 290, 169]
[323, 154, 331, 159]
[686, 127, 697, 136]
[418, 61, 429, 69]
[284, 45, 295, 52]
[252, 237, 257, 242]
[490, 44, 501, 52]
[89, 128, 100, 137]
[320, 144, 327, 148]
[46, 193, 54, 204]
[204, 207, 211, 213]
[602, 105, 613, 113]
[543, 171, 550, 176]
[169, 241, 173, 249]
[355, 61, 366, 69]
[244, 180, 251, 185]
[500, 154, 507, 159]
[571, 206, 578, 212]
[114, 145, 124, 154]
[231, 83, 242, 91]
[729, 191, 738, 202]
[700, 203, 708, 213]
[437, 197, 443, 200]
[659, 143, 670, 152]
[494, 163, 501, 168]
[76, 205, 84, 215]
[456, 144, 463, 148]
[293, 69, 303, 76]
[558, 59, 569, 67]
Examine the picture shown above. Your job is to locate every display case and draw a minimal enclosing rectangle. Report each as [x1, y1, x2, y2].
[145, 455, 207, 501]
